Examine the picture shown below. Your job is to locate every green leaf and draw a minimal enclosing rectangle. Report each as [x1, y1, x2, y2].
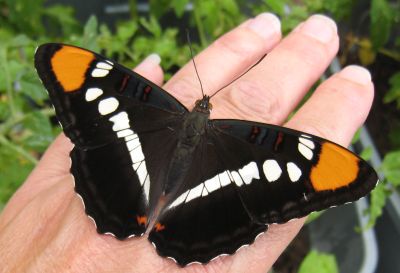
[351, 128, 361, 144]
[382, 150, 400, 185]
[364, 182, 389, 229]
[263, 0, 285, 14]
[360, 146, 373, 161]
[20, 110, 54, 152]
[384, 71, 400, 106]
[149, 0, 172, 18]
[82, 16, 99, 51]
[305, 210, 324, 224]
[43, 5, 79, 37]
[116, 21, 138, 41]
[9, 34, 32, 48]
[0, 143, 34, 206]
[370, 0, 394, 49]
[0, 100, 11, 120]
[19, 71, 47, 104]
[220, 0, 239, 15]
[299, 251, 339, 273]
[171, 0, 190, 17]
[139, 16, 162, 37]
[4, 0, 46, 35]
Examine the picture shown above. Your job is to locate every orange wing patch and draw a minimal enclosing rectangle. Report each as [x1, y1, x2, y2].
[51, 45, 94, 92]
[155, 223, 165, 232]
[310, 142, 359, 191]
[136, 215, 147, 226]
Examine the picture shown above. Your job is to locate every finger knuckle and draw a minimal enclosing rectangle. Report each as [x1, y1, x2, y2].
[228, 79, 282, 123]
[279, 36, 333, 69]
[165, 78, 198, 107]
[213, 29, 264, 61]
[320, 78, 373, 114]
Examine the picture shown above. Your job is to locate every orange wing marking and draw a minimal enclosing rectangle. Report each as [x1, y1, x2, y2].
[310, 142, 359, 191]
[136, 215, 147, 226]
[155, 223, 165, 232]
[51, 45, 94, 92]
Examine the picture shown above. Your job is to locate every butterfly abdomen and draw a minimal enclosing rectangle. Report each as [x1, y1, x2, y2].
[163, 108, 210, 195]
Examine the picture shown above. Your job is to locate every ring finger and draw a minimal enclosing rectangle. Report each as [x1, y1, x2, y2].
[213, 15, 339, 124]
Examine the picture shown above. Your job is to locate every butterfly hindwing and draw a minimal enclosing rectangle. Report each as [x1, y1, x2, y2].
[35, 43, 187, 238]
[211, 119, 378, 224]
[148, 136, 267, 265]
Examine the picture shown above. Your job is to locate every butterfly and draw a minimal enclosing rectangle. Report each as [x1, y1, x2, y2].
[34, 43, 378, 266]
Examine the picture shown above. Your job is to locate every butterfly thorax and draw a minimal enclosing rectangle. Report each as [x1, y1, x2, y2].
[162, 96, 211, 195]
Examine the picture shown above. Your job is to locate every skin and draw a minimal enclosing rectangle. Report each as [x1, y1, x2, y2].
[0, 13, 374, 273]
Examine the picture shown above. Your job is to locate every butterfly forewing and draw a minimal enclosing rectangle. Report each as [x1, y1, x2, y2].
[35, 44, 187, 238]
[211, 119, 378, 224]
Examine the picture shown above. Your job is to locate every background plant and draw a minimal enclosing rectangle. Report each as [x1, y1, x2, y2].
[1, 0, 399, 272]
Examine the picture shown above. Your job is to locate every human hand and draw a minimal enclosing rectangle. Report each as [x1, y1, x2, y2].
[0, 13, 374, 273]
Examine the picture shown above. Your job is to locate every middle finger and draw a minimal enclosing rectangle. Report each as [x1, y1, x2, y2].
[164, 13, 282, 107]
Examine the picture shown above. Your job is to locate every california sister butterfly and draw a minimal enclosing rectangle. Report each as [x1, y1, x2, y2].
[34, 44, 378, 266]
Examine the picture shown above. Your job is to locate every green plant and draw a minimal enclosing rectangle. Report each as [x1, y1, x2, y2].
[298, 250, 339, 273]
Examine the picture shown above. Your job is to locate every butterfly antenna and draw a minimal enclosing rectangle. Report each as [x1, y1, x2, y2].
[186, 29, 205, 97]
[210, 54, 267, 98]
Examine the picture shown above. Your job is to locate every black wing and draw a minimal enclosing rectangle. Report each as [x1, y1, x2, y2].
[148, 119, 377, 265]
[148, 135, 267, 265]
[35, 43, 187, 238]
[211, 119, 378, 224]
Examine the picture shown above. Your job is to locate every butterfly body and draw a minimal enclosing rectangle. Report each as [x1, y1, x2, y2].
[34, 43, 378, 266]
[163, 96, 211, 195]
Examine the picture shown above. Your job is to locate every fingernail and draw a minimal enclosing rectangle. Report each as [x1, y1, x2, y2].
[144, 53, 161, 65]
[247, 12, 281, 39]
[340, 65, 372, 85]
[300, 15, 337, 43]
[136, 53, 161, 70]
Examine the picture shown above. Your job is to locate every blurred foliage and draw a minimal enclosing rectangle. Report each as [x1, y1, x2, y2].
[298, 250, 339, 273]
[0, 0, 399, 271]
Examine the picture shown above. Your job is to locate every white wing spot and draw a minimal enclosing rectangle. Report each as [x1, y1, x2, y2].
[109, 112, 130, 131]
[125, 134, 137, 141]
[201, 188, 209, 196]
[299, 137, 315, 149]
[263, 159, 282, 182]
[96, 62, 113, 70]
[130, 148, 144, 163]
[218, 172, 231, 187]
[132, 162, 141, 171]
[186, 184, 204, 203]
[136, 164, 147, 185]
[143, 176, 150, 200]
[126, 138, 140, 151]
[298, 143, 313, 160]
[231, 171, 244, 186]
[98, 98, 119, 115]
[238, 161, 259, 184]
[117, 129, 134, 138]
[287, 162, 302, 182]
[205, 176, 220, 193]
[92, 68, 109, 77]
[169, 191, 189, 209]
[301, 134, 312, 139]
[85, 87, 103, 101]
